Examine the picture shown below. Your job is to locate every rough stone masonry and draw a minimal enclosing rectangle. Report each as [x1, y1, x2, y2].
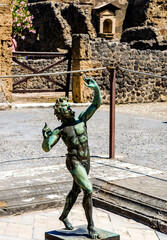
[4, 0, 167, 104]
[89, 39, 167, 104]
[12, 35, 167, 104]
[0, 0, 12, 107]
[12, 0, 166, 104]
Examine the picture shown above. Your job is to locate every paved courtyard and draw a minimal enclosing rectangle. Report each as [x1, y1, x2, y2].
[0, 102, 166, 172]
[0, 102, 167, 240]
[0, 204, 166, 240]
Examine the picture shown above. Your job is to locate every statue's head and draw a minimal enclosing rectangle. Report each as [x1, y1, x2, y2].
[53, 97, 75, 122]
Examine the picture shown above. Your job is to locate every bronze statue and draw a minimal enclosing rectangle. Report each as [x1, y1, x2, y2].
[42, 77, 101, 239]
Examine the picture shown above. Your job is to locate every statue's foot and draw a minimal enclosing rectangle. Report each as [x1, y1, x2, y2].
[88, 226, 100, 239]
[59, 216, 74, 230]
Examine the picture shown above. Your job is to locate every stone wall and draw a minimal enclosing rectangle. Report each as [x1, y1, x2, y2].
[90, 39, 167, 104]
[0, 0, 12, 105]
[24, 0, 166, 52]
[18, 1, 96, 51]
[121, 0, 167, 50]
[19, 0, 128, 51]
[12, 36, 167, 104]
[147, 0, 167, 46]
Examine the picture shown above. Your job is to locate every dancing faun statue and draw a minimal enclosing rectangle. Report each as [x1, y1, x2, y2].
[42, 77, 101, 239]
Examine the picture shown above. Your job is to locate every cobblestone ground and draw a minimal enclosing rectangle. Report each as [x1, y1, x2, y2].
[0, 102, 166, 172]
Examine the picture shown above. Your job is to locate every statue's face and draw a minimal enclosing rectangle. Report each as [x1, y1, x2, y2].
[60, 102, 73, 118]
[54, 101, 75, 121]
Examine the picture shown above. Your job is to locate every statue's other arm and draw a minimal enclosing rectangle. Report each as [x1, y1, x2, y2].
[79, 78, 101, 122]
[42, 123, 61, 152]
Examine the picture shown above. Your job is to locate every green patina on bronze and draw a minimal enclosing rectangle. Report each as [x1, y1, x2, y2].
[42, 78, 101, 239]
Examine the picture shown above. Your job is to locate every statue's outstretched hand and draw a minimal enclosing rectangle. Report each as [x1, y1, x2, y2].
[84, 77, 98, 89]
[42, 122, 52, 138]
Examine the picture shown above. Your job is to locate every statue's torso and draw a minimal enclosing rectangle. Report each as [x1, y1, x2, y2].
[61, 120, 90, 161]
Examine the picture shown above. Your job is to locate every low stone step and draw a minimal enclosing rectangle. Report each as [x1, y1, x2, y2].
[0, 180, 73, 216]
[12, 92, 72, 104]
[92, 178, 167, 234]
[0, 163, 74, 216]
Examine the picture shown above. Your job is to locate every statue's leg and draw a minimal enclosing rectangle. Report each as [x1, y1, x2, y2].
[73, 162, 99, 239]
[59, 180, 81, 230]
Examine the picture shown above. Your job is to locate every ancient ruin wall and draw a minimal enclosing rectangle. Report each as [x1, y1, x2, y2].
[20, 1, 96, 51]
[23, 0, 128, 51]
[122, 0, 167, 49]
[90, 39, 167, 104]
[12, 34, 167, 103]
[0, 0, 12, 104]
[26, 0, 166, 51]
[146, 0, 167, 42]
[13, 37, 167, 104]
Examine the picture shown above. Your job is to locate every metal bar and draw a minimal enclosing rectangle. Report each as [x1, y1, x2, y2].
[109, 67, 116, 159]
[13, 55, 65, 59]
[13, 75, 30, 86]
[13, 75, 65, 89]
[13, 58, 40, 86]
[13, 58, 36, 72]
[13, 51, 67, 56]
[1, 67, 107, 79]
[13, 74, 65, 90]
[13, 58, 37, 86]
[66, 48, 72, 98]
[12, 89, 68, 93]
[37, 57, 67, 73]
[43, 76, 65, 88]
[13, 56, 65, 60]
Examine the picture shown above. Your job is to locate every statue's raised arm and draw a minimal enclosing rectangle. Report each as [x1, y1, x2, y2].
[79, 77, 101, 123]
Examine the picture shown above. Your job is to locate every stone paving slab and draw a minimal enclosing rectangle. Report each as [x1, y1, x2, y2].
[110, 173, 167, 201]
[0, 102, 167, 239]
[93, 179, 167, 233]
[0, 158, 163, 216]
[0, 156, 167, 235]
[0, 158, 162, 190]
[0, 205, 166, 240]
[90, 158, 163, 181]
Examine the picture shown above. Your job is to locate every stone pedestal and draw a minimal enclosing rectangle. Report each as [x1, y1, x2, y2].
[45, 225, 120, 240]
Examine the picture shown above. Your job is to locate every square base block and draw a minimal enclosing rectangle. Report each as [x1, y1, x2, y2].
[45, 225, 120, 240]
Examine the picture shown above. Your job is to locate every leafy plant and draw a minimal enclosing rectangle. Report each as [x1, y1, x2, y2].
[11, 0, 36, 39]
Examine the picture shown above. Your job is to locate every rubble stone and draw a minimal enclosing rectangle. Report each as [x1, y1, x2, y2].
[0, 0, 12, 104]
